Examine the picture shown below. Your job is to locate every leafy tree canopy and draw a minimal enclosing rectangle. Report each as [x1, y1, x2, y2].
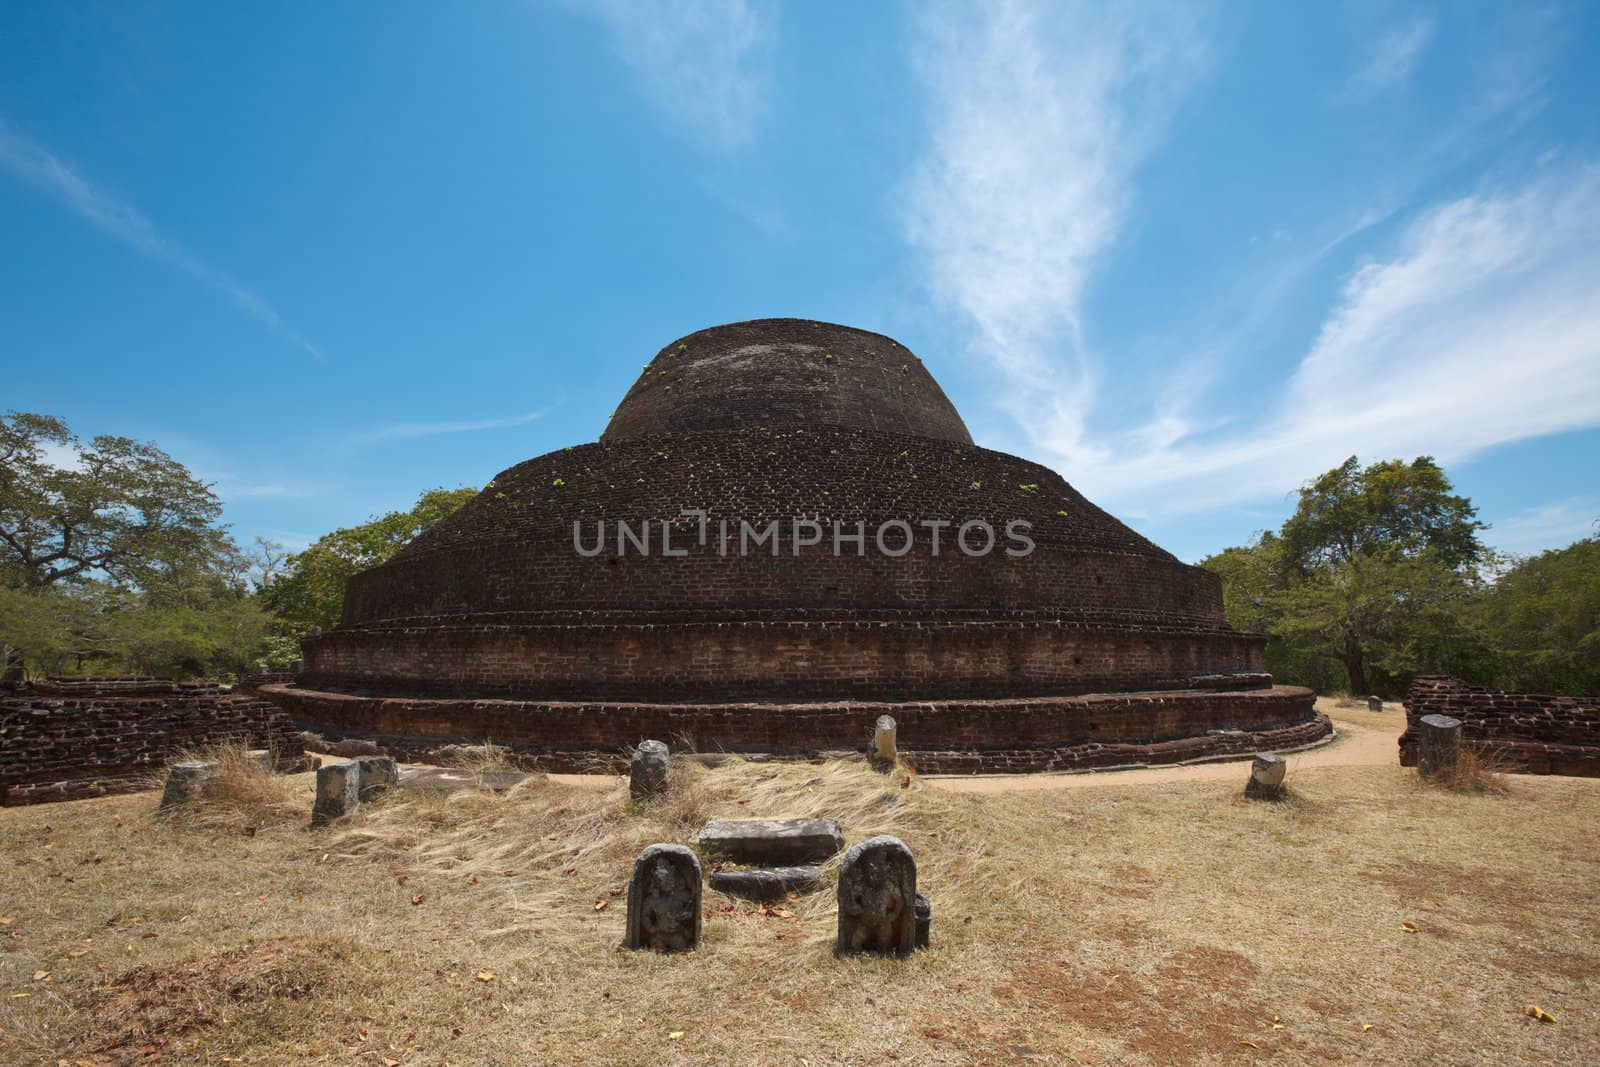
[1279, 455, 1485, 573]
[261, 487, 476, 632]
[1, 411, 228, 589]
[1204, 455, 1492, 697]
[1471, 535, 1600, 695]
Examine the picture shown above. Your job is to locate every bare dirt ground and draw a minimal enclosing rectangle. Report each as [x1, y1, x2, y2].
[932, 697, 1402, 793]
[2, 701, 1596, 1065]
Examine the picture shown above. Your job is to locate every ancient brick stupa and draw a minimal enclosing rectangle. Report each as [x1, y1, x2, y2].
[269, 319, 1327, 771]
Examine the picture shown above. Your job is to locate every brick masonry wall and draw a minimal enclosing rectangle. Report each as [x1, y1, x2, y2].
[1399, 675, 1600, 777]
[602, 318, 975, 446]
[340, 425, 1222, 627]
[301, 615, 1266, 702]
[264, 682, 1325, 774]
[1, 677, 310, 806]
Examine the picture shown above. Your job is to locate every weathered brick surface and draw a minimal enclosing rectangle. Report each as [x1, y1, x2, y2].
[338, 426, 1226, 628]
[1399, 676, 1600, 777]
[265, 683, 1325, 774]
[303, 614, 1267, 702]
[603, 319, 974, 446]
[1, 677, 309, 806]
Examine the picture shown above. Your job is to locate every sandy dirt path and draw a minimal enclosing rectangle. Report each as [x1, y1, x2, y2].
[927, 702, 1405, 794]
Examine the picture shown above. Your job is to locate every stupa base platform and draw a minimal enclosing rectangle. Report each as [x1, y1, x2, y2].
[263, 683, 1326, 775]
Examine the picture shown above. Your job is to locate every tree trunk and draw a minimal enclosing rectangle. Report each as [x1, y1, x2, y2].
[1342, 641, 1369, 697]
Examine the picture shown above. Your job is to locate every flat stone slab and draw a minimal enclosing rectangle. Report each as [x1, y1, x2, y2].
[709, 866, 826, 901]
[398, 766, 530, 793]
[698, 818, 844, 866]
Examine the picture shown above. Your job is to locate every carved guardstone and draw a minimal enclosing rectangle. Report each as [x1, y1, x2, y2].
[1244, 753, 1287, 799]
[836, 835, 918, 957]
[630, 740, 670, 801]
[1367, 695, 1383, 712]
[1418, 714, 1463, 778]
[625, 844, 703, 952]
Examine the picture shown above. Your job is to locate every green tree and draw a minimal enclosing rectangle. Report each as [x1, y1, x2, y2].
[1204, 455, 1488, 696]
[1279, 455, 1484, 573]
[1469, 535, 1600, 694]
[1, 412, 229, 589]
[261, 487, 476, 632]
[1, 412, 275, 680]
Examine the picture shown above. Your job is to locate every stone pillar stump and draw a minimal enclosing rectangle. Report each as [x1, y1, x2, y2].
[1418, 714, 1463, 778]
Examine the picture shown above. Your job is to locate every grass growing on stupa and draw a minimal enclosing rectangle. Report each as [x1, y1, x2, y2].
[2, 711, 1596, 1066]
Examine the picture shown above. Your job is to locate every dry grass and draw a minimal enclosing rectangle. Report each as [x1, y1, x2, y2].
[150, 743, 305, 833]
[1424, 746, 1514, 796]
[2, 713, 1597, 1065]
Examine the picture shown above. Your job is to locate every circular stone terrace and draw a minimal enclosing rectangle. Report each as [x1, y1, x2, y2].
[266, 319, 1328, 772]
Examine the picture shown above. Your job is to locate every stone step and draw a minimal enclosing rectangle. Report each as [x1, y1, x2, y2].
[708, 866, 826, 901]
[698, 817, 844, 866]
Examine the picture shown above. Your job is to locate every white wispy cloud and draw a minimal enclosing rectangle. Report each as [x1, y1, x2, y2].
[1071, 165, 1600, 514]
[564, 0, 778, 152]
[902, 0, 1210, 469]
[1347, 15, 1436, 95]
[900, 4, 1600, 533]
[222, 483, 304, 499]
[1486, 497, 1600, 555]
[350, 409, 551, 445]
[0, 119, 325, 360]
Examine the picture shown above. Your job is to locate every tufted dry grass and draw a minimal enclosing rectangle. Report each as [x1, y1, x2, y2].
[1, 715, 1597, 1065]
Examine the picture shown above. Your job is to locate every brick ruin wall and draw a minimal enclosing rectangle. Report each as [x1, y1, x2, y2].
[265, 682, 1326, 775]
[1400, 676, 1600, 777]
[341, 426, 1219, 626]
[0, 676, 310, 806]
[303, 615, 1267, 702]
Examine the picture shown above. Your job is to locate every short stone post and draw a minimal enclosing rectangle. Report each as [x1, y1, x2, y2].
[836, 835, 918, 958]
[355, 755, 399, 801]
[247, 749, 274, 772]
[914, 892, 932, 949]
[311, 759, 361, 826]
[159, 760, 218, 812]
[1367, 695, 1383, 712]
[871, 715, 898, 770]
[625, 844, 702, 952]
[1418, 714, 1462, 779]
[1243, 753, 1287, 799]
[630, 739, 670, 801]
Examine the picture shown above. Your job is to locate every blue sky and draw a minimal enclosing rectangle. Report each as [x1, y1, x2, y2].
[3, 1, 1598, 564]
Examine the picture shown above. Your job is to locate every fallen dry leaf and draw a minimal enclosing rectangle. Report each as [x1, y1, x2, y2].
[1400, 921, 1418, 933]
[669, 1031, 685, 1040]
[411, 894, 425, 906]
[1362, 1024, 1374, 1032]
[67, 948, 88, 958]
[1524, 1004, 1556, 1024]
[0, 917, 13, 925]
[475, 970, 496, 983]
[593, 898, 609, 911]
[32, 970, 49, 981]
